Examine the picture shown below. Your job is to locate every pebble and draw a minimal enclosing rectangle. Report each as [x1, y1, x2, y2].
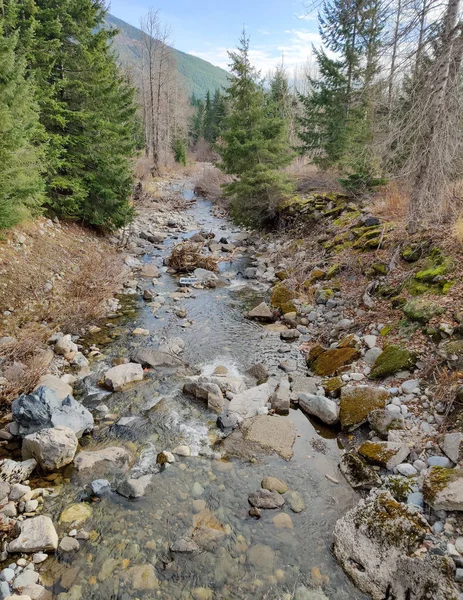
[32, 553, 48, 564]
[397, 464, 418, 477]
[407, 492, 423, 508]
[272, 513, 293, 529]
[0, 569, 15, 583]
[386, 404, 401, 415]
[59, 537, 80, 552]
[427, 456, 453, 468]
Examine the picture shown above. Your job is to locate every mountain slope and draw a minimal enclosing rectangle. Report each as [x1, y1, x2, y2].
[105, 14, 229, 98]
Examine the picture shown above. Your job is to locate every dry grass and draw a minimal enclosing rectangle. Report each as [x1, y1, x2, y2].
[453, 214, 463, 244]
[167, 241, 219, 273]
[193, 139, 219, 163]
[0, 218, 125, 402]
[193, 165, 231, 201]
[372, 180, 409, 219]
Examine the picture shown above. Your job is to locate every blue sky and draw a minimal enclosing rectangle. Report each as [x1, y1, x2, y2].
[108, 0, 321, 72]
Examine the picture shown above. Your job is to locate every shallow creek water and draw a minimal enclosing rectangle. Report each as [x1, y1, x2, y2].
[39, 188, 368, 599]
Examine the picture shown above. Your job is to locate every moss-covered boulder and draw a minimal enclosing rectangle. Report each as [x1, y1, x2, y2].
[440, 339, 463, 368]
[370, 345, 415, 379]
[358, 440, 410, 469]
[339, 452, 381, 489]
[307, 344, 326, 363]
[401, 242, 429, 263]
[403, 298, 444, 323]
[339, 385, 388, 431]
[307, 268, 327, 284]
[423, 466, 463, 510]
[270, 282, 296, 314]
[310, 347, 360, 377]
[323, 376, 344, 397]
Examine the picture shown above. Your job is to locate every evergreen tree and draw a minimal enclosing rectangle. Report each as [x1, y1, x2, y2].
[218, 31, 293, 227]
[30, 0, 139, 229]
[212, 88, 227, 140]
[0, 0, 45, 229]
[203, 91, 214, 142]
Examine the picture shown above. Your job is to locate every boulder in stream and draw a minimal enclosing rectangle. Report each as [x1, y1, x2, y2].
[104, 363, 144, 392]
[8, 516, 58, 553]
[22, 426, 78, 471]
[132, 348, 185, 369]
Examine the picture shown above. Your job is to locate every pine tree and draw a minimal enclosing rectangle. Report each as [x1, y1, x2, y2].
[203, 91, 214, 142]
[212, 88, 227, 140]
[30, 0, 139, 229]
[0, 0, 45, 229]
[218, 31, 293, 227]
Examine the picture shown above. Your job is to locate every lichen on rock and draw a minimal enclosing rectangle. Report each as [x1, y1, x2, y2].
[370, 344, 415, 379]
[310, 348, 360, 377]
[339, 385, 388, 431]
[270, 282, 297, 314]
[403, 297, 444, 323]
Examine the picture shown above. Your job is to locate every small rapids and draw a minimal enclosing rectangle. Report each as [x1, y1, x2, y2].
[38, 190, 367, 600]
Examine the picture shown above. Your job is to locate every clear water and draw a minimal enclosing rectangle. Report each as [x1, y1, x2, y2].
[39, 191, 368, 600]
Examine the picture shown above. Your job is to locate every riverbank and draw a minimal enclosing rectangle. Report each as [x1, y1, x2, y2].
[0, 171, 462, 599]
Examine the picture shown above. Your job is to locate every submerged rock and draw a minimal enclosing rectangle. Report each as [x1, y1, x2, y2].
[241, 414, 296, 460]
[74, 447, 132, 474]
[334, 491, 458, 600]
[248, 489, 285, 509]
[12, 386, 94, 438]
[117, 475, 153, 499]
[261, 477, 288, 494]
[104, 363, 144, 391]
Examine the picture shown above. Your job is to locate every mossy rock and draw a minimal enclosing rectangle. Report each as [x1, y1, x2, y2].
[383, 475, 415, 502]
[307, 268, 327, 284]
[337, 334, 358, 348]
[377, 283, 402, 298]
[358, 441, 408, 469]
[339, 452, 381, 489]
[441, 340, 463, 368]
[323, 376, 344, 396]
[270, 282, 296, 314]
[403, 298, 444, 323]
[391, 296, 406, 309]
[371, 262, 389, 276]
[415, 247, 452, 283]
[326, 264, 341, 279]
[370, 345, 415, 379]
[314, 288, 334, 303]
[422, 466, 463, 509]
[339, 385, 388, 431]
[275, 271, 288, 281]
[401, 243, 429, 263]
[307, 344, 326, 363]
[333, 211, 361, 226]
[324, 203, 347, 217]
[311, 347, 360, 377]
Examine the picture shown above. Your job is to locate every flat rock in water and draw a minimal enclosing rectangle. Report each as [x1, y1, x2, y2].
[132, 348, 184, 369]
[117, 475, 153, 499]
[247, 302, 273, 321]
[248, 489, 285, 509]
[334, 491, 457, 600]
[261, 477, 288, 494]
[242, 415, 296, 460]
[8, 516, 58, 553]
[12, 386, 94, 439]
[74, 447, 132, 474]
[228, 382, 275, 422]
[104, 363, 144, 392]
[284, 490, 306, 513]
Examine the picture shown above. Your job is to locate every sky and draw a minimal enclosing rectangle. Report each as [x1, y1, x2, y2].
[107, 0, 321, 73]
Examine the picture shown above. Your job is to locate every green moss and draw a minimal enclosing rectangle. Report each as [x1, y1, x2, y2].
[275, 270, 288, 281]
[326, 264, 341, 279]
[379, 324, 393, 336]
[383, 475, 415, 502]
[307, 268, 327, 283]
[324, 203, 346, 217]
[323, 376, 344, 396]
[358, 441, 398, 466]
[370, 344, 415, 379]
[311, 347, 360, 376]
[422, 466, 457, 504]
[337, 334, 357, 348]
[270, 282, 296, 314]
[307, 344, 326, 363]
[371, 262, 389, 276]
[403, 298, 444, 323]
[339, 386, 388, 431]
[333, 211, 361, 226]
[401, 243, 429, 263]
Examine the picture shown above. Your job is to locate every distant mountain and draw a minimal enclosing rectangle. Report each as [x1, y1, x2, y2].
[105, 14, 229, 98]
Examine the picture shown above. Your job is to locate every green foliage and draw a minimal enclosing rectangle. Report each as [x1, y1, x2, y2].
[172, 138, 187, 166]
[0, 0, 45, 229]
[191, 88, 228, 144]
[339, 171, 387, 194]
[218, 31, 294, 227]
[105, 13, 229, 99]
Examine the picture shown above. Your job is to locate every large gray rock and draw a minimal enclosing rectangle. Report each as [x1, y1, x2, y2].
[298, 393, 339, 425]
[270, 379, 290, 415]
[228, 382, 275, 422]
[22, 426, 78, 471]
[289, 375, 319, 396]
[104, 363, 144, 392]
[35, 375, 72, 400]
[334, 491, 458, 600]
[183, 380, 224, 414]
[358, 441, 410, 469]
[247, 302, 273, 321]
[423, 466, 463, 510]
[8, 516, 58, 553]
[117, 475, 153, 499]
[0, 459, 37, 484]
[12, 387, 93, 439]
[74, 447, 132, 474]
[132, 348, 184, 369]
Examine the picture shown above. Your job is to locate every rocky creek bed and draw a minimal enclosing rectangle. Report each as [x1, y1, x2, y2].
[0, 179, 462, 599]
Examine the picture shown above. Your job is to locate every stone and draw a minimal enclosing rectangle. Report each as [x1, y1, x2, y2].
[12, 387, 93, 439]
[132, 328, 149, 336]
[0, 459, 36, 484]
[12, 569, 40, 589]
[423, 467, 463, 510]
[441, 433, 463, 464]
[339, 452, 381, 489]
[22, 426, 78, 471]
[247, 302, 273, 321]
[172, 445, 191, 457]
[183, 380, 224, 414]
[428, 456, 453, 468]
[73, 447, 132, 473]
[117, 475, 153, 499]
[242, 415, 296, 460]
[280, 329, 300, 341]
[104, 363, 143, 392]
[397, 463, 418, 477]
[368, 409, 405, 439]
[8, 516, 58, 553]
[32, 554, 47, 565]
[89, 479, 111, 496]
[0, 570, 14, 583]
[246, 544, 276, 572]
[270, 379, 290, 415]
[334, 490, 457, 600]
[132, 348, 184, 369]
[9, 483, 30, 500]
[358, 441, 410, 469]
[298, 393, 339, 425]
[339, 385, 388, 431]
[159, 337, 185, 355]
[363, 335, 377, 349]
[261, 477, 288, 494]
[248, 489, 285, 509]
[401, 379, 420, 395]
[0, 482, 10, 501]
[228, 382, 275, 423]
[247, 363, 269, 381]
[5, 596, 31, 600]
[370, 345, 415, 379]
[309, 348, 360, 377]
[59, 504, 92, 527]
[35, 375, 72, 401]
[272, 513, 293, 528]
[364, 347, 382, 366]
[126, 564, 159, 591]
[403, 298, 444, 323]
[59, 537, 80, 553]
[140, 264, 160, 278]
[170, 538, 199, 553]
[54, 335, 78, 359]
[290, 375, 319, 396]
[0, 503, 16, 518]
[284, 490, 305, 513]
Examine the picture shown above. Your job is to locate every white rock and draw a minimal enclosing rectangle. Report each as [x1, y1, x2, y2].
[363, 335, 377, 349]
[35, 374, 72, 400]
[386, 404, 401, 415]
[132, 328, 149, 336]
[32, 553, 48, 565]
[22, 426, 78, 471]
[172, 446, 191, 457]
[54, 334, 78, 359]
[12, 569, 39, 589]
[73, 447, 132, 473]
[228, 382, 276, 422]
[401, 380, 420, 395]
[298, 393, 339, 425]
[397, 463, 418, 477]
[8, 516, 58, 553]
[104, 363, 144, 392]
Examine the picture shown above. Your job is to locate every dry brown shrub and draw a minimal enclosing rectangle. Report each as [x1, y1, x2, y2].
[194, 166, 231, 201]
[167, 241, 219, 272]
[134, 155, 153, 180]
[373, 180, 409, 219]
[194, 138, 219, 163]
[1, 352, 51, 403]
[453, 215, 463, 244]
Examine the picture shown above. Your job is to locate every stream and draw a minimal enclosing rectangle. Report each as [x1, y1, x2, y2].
[40, 186, 368, 600]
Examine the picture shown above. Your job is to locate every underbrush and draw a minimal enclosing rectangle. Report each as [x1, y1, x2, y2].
[0, 218, 124, 401]
[193, 165, 231, 204]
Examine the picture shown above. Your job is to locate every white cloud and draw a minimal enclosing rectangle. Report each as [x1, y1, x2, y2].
[188, 27, 322, 73]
